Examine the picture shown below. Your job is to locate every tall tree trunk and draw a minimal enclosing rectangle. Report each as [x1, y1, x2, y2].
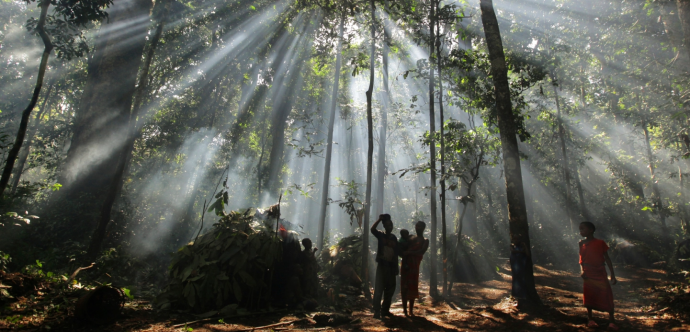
[375, 0, 390, 217]
[480, 0, 541, 307]
[680, 166, 690, 235]
[362, 0, 376, 300]
[87, 15, 163, 257]
[427, 0, 439, 298]
[61, 0, 153, 218]
[553, 75, 575, 232]
[643, 120, 668, 236]
[0, 0, 53, 197]
[436, 15, 449, 296]
[676, 0, 690, 61]
[659, 1, 684, 48]
[317, 16, 345, 251]
[10, 83, 54, 195]
[573, 165, 590, 221]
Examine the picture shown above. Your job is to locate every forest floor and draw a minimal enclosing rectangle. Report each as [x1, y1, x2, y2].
[1, 263, 688, 331]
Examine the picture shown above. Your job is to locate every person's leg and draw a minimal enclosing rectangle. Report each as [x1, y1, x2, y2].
[382, 266, 396, 316]
[373, 265, 384, 318]
[402, 299, 408, 316]
[409, 298, 416, 316]
[608, 310, 618, 330]
[586, 307, 598, 327]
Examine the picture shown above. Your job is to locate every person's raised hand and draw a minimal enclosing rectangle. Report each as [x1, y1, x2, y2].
[610, 276, 617, 285]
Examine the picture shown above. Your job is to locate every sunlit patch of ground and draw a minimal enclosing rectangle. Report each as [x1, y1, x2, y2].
[2, 264, 687, 331]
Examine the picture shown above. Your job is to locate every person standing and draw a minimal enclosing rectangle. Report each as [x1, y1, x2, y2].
[400, 221, 429, 316]
[371, 214, 398, 318]
[579, 221, 618, 330]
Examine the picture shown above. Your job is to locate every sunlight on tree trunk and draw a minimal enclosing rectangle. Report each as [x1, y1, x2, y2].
[643, 120, 668, 238]
[480, 0, 541, 308]
[553, 75, 575, 233]
[362, 0, 376, 301]
[318, 15, 345, 251]
[0, 0, 53, 198]
[10, 83, 54, 195]
[88, 13, 164, 257]
[427, 0, 439, 298]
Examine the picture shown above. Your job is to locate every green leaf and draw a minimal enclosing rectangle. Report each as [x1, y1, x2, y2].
[233, 278, 242, 302]
[122, 288, 134, 300]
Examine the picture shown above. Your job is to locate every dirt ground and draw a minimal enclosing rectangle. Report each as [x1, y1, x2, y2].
[1, 263, 687, 331]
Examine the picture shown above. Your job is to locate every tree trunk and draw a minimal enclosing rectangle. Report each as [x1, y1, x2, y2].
[375, 0, 390, 217]
[362, 0, 376, 301]
[10, 83, 54, 195]
[87, 16, 163, 257]
[659, 0, 685, 63]
[61, 0, 153, 208]
[680, 166, 690, 235]
[317, 16, 345, 251]
[436, 15, 449, 296]
[676, 0, 690, 61]
[0, 0, 53, 197]
[480, 0, 541, 307]
[553, 76, 575, 232]
[573, 165, 590, 221]
[643, 121, 668, 236]
[427, 0, 439, 298]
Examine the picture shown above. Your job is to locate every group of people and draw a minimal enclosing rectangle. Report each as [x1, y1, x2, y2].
[371, 215, 619, 330]
[370, 214, 429, 318]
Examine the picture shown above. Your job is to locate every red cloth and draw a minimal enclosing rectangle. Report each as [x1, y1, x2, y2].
[579, 239, 614, 312]
[400, 238, 424, 300]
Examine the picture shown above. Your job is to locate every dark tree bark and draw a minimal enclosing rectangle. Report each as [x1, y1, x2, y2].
[375, 0, 390, 217]
[87, 13, 163, 257]
[436, 14, 449, 296]
[362, 0, 376, 300]
[10, 83, 54, 195]
[427, 0, 439, 298]
[0, 0, 53, 197]
[573, 165, 590, 221]
[480, 0, 541, 307]
[553, 76, 575, 232]
[317, 15, 345, 251]
[61, 0, 153, 206]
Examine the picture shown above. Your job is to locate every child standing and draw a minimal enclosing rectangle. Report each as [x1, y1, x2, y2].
[398, 229, 410, 270]
[579, 221, 618, 330]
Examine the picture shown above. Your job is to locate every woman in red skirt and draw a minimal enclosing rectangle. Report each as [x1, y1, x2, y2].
[579, 221, 618, 330]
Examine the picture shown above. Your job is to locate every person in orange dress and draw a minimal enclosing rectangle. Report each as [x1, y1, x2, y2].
[400, 221, 429, 317]
[579, 221, 618, 330]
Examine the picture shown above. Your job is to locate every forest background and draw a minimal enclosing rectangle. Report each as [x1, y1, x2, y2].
[0, 0, 689, 303]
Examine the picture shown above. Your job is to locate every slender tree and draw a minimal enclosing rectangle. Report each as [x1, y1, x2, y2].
[0, 0, 53, 197]
[10, 83, 54, 195]
[436, 12, 449, 296]
[479, 0, 541, 307]
[552, 74, 575, 232]
[642, 118, 668, 237]
[362, 0, 377, 300]
[427, 0, 439, 298]
[375, 0, 391, 217]
[317, 14, 345, 251]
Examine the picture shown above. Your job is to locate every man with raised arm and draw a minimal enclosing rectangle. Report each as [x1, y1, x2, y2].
[371, 214, 398, 318]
